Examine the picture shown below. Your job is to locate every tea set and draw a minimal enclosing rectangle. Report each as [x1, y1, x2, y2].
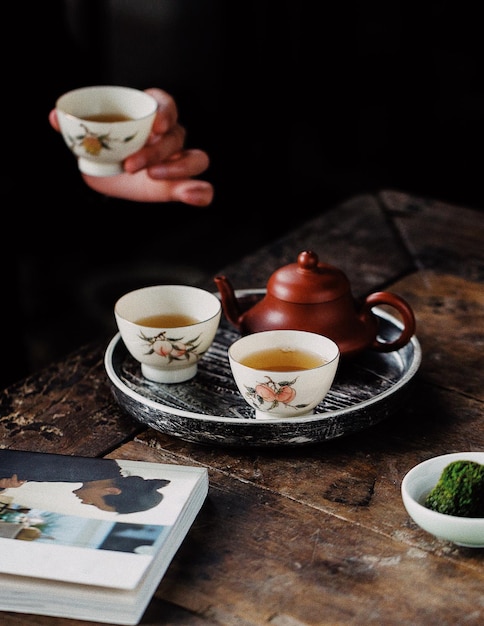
[54, 84, 416, 419]
[115, 249, 416, 420]
[61, 86, 479, 548]
[111, 258, 484, 548]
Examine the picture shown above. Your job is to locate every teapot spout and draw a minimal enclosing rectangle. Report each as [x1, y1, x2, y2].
[214, 275, 242, 329]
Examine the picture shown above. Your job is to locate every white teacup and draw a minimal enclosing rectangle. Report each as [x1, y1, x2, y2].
[115, 285, 221, 383]
[56, 85, 157, 176]
[228, 330, 340, 419]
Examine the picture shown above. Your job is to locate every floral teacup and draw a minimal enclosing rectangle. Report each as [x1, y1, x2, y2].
[228, 330, 340, 419]
[56, 85, 157, 176]
[115, 285, 221, 383]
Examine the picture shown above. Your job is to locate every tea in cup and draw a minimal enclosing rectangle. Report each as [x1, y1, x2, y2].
[228, 330, 340, 419]
[56, 85, 158, 176]
[115, 285, 221, 383]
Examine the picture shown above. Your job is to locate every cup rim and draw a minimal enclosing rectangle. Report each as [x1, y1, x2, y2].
[114, 284, 222, 327]
[56, 85, 158, 122]
[228, 329, 340, 370]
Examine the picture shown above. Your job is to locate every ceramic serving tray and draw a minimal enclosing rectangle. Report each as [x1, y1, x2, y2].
[104, 289, 422, 447]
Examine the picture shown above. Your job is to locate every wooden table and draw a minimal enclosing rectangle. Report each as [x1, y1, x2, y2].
[1, 190, 483, 625]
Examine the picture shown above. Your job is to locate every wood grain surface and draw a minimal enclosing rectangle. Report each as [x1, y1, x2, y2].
[1, 191, 482, 626]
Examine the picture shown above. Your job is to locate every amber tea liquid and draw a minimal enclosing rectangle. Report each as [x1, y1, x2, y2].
[240, 347, 326, 371]
[83, 113, 133, 122]
[135, 314, 199, 328]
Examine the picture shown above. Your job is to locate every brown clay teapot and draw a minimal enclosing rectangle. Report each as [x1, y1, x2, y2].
[214, 250, 416, 358]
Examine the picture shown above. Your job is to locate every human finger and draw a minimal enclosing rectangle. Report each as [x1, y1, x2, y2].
[123, 123, 186, 173]
[146, 149, 210, 180]
[81, 170, 214, 206]
[49, 108, 60, 131]
[143, 88, 180, 134]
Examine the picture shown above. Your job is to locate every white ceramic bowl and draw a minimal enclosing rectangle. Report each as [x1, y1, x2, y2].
[401, 452, 484, 547]
[56, 85, 157, 176]
[228, 330, 340, 419]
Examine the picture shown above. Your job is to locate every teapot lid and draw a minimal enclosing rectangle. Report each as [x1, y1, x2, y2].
[267, 250, 350, 303]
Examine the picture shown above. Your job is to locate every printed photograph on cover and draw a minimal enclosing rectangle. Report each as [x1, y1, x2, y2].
[0, 501, 169, 554]
[0, 450, 202, 524]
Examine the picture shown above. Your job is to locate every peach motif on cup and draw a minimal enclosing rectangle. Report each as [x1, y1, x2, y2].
[139, 329, 203, 362]
[67, 123, 139, 157]
[244, 376, 307, 415]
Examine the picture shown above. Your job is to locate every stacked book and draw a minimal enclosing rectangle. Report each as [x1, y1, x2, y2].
[0, 449, 208, 624]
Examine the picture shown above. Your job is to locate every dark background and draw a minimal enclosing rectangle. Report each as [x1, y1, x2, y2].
[3, 0, 483, 388]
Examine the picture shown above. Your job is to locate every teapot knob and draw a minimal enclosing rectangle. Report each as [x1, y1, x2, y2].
[298, 250, 319, 271]
[268, 249, 349, 303]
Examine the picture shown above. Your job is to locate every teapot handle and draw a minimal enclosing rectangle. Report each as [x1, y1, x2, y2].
[363, 291, 416, 352]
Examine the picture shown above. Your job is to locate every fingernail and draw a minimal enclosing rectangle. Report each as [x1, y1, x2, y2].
[181, 183, 213, 206]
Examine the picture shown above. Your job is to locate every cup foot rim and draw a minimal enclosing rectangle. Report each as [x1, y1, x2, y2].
[254, 409, 315, 420]
[141, 363, 197, 384]
[78, 157, 123, 177]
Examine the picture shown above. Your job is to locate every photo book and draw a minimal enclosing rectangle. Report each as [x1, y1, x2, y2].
[0, 448, 209, 624]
